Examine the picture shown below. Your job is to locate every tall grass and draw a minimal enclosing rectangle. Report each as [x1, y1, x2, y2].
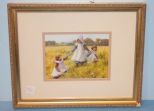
[45, 46, 109, 80]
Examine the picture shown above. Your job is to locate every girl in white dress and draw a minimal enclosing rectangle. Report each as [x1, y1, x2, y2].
[87, 45, 98, 63]
[71, 37, 90, 66]
[51, 55, 68, 79]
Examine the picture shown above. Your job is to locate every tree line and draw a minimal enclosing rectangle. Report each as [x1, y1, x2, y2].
[45, 38, 109, 46]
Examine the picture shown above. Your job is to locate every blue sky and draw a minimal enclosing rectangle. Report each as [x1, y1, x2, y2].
[45, 33, 110, 43]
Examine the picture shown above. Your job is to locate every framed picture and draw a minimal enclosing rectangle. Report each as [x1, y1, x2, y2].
[8, 3, 146, 108]
[43, 32, 111, 80]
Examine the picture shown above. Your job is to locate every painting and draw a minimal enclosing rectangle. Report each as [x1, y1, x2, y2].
[43, 33, 111, 80]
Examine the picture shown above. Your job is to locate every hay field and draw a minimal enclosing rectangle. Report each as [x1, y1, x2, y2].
[45, 46, 109, 80]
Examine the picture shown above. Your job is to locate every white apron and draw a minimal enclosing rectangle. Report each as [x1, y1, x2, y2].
[71, 43, 87, 62]
[52, 59, 68, 78]
[87, 50, 98, 62]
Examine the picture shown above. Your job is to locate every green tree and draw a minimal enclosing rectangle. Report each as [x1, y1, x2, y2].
[84, 38, 95, 46]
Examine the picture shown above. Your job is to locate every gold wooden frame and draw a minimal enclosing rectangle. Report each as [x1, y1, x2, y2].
[8, 3, 146, 108]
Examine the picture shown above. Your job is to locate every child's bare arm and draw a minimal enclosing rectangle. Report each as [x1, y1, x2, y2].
[65, 45, 77, 58]
[71, 45, 77, 52]
[63, 56, 68, 60]
[83, 44, 90, 52]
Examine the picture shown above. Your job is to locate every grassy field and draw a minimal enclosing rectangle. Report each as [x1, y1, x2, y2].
[45, 46, 109, 80]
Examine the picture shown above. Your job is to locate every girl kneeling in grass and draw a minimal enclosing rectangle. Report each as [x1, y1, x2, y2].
[51, 55, 68, 79]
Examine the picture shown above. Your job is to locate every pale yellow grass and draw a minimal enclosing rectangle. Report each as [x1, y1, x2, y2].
[45, 46, 109, 80]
